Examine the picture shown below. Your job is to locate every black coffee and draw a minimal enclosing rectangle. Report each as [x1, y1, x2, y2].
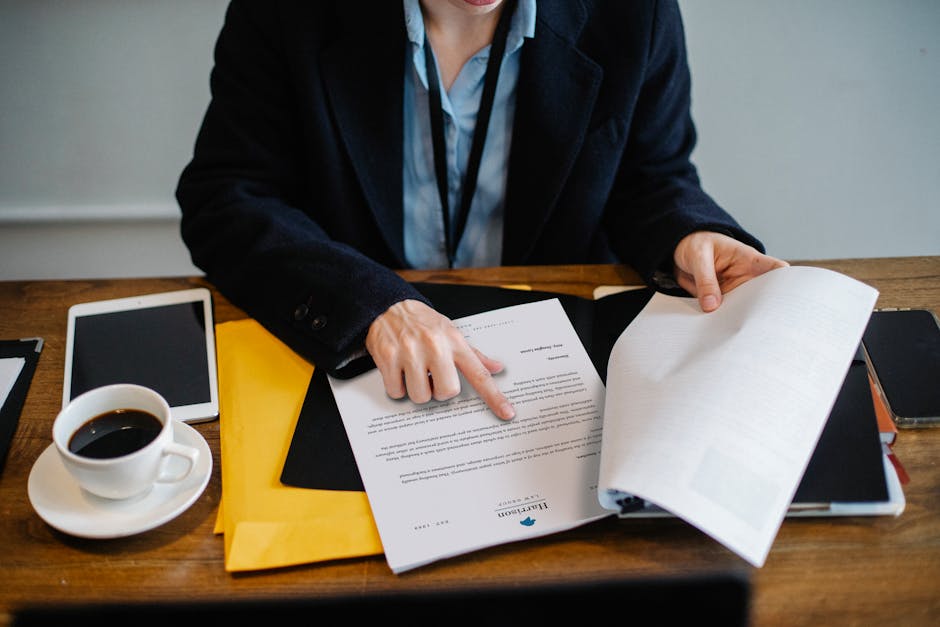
[68, 409, 163, 459]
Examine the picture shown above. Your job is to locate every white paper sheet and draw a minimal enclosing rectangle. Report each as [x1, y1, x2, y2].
[597, 265, 879, 566]
[329, 298, 611, 573]
[0, 357, 26, 411]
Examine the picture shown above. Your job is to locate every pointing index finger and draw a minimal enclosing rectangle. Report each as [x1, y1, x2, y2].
[455, 348, 515, 421]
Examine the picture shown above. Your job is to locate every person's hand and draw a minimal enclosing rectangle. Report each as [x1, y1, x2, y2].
[365, 299, 515, 421]
[672, 231, 789, 312]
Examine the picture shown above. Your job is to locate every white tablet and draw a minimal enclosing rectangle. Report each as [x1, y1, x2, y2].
[63, 288, 219, 424]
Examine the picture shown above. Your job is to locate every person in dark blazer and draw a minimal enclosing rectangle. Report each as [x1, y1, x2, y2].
[176, 0, 787, 420]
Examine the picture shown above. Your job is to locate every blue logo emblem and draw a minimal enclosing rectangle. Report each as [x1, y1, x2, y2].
[520, 516, 535, 527]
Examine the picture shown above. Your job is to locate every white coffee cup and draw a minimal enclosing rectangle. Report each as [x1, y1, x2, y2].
[53, 383, 200, 500]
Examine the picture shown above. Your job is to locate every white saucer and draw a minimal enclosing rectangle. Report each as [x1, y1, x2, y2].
[27, 420, 212, 539]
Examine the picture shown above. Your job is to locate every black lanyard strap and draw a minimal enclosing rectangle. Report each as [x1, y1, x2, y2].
[423, 0, 517, 268]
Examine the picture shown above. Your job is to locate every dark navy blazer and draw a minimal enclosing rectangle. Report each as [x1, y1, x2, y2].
[176, 0, 764, 374]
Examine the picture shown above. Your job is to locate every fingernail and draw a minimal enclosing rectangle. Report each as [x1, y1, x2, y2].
[702, 295, 719, 311]
[499, 402, 515, 421]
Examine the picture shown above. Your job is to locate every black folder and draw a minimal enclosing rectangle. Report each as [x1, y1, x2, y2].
[280, 284, 889, 510]
[0, 338, 44, 473]
[280, 283, 651, 490]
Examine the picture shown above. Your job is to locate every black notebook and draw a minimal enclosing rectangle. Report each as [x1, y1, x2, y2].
[0, 338, 44, 473]
[280, 284, 892, 512]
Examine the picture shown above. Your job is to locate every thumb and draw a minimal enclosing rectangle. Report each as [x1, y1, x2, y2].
[694, 264, 722, 312]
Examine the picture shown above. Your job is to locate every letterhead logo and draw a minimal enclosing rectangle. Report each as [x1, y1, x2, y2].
[495, 494, 548, 527]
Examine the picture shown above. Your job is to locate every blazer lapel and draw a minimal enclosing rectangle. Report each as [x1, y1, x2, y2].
[320, 6, 408, 266]
[503, 1, 602, 265]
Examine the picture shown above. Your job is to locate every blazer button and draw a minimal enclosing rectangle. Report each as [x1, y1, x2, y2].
[293, 304, 309, 321]
[310, 315, 328, 331]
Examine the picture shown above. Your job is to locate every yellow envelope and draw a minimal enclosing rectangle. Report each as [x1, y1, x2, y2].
[214, 319, 383, 572]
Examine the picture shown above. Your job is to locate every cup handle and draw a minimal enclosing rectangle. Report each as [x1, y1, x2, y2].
[156, 442, 200, 484]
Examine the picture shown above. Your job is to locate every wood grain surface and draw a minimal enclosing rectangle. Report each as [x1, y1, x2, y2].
[1, 258, 937, 626]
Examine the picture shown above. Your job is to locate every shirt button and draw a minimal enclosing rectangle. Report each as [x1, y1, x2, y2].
[310, 315, 328, 331]
[293, 304, 309, 321]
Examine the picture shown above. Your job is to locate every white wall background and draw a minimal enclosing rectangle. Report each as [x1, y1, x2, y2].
[0, 0, 937, 280]
[0, 0, 228, 280]
[680, 0, 939, 261]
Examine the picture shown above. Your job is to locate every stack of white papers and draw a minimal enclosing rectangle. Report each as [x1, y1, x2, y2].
[329, 266, 880, 572]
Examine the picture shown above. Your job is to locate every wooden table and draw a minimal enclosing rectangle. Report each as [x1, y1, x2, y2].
[1, 258, 938, 626]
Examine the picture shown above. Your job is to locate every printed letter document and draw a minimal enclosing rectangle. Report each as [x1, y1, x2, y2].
[329, 299, 610, 573]
[329, 266, 879, 572]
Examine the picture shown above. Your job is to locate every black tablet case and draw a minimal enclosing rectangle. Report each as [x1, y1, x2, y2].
[279, 284, 888, 507]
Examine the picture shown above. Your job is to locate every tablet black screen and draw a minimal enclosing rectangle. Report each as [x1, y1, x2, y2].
[70, 302, 211, 407]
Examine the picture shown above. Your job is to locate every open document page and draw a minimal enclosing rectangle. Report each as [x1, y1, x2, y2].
[329, 298, 611, 574]
[598, 265, 879, 567]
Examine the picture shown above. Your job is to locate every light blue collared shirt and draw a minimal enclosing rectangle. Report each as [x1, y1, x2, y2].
[402, 0, 536, 269]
